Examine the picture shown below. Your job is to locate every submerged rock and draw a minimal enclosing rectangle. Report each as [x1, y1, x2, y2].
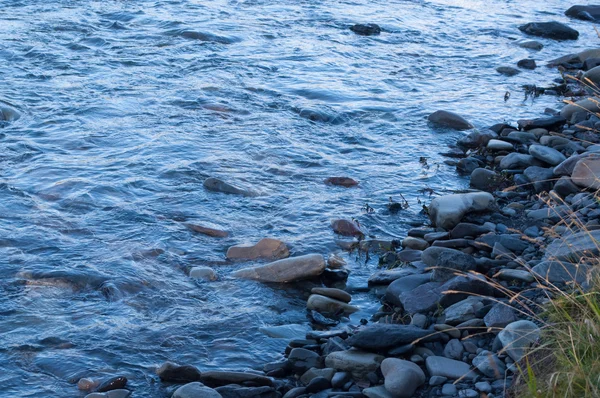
[518, 21, 579, 40]
[185, 223, 228, 238]
[331, 219, 364, 237]
[203, 177, 256, 197]
[232, 254, 325, 282]
[226, 238, 289, 261]
[428, 110, 473, 130]
[189, 267, 217, 281]
[306, 294, 359, 316]
[324, 177, 359, 187]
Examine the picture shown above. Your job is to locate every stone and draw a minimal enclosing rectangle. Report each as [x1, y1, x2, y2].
[531, 261, 591, 284]
[496, 66, 520, 76]
[441, 384, 457, 396]
[487, 139, 513, 151]
[385, 273, 433, 307]
[449, 223, 491, 239]
[494, 269, 535, 283]
[306, 294, 359, 316]
[583, 65, 600, 86]
[429, 192, 495, 230]
[549, 49, 600, 68]
[350, 23, 381, 36]
[362, 386, 394, 398]
[422, 247, 477, 282]
[380, 358, 426, 398]
[554, 176, 581, 198]
[443, 339, 464, 360]
[517, 39, 543, 50]
[300, 368, 336, 385]
[232, 254, 325, 283]
[457, 129, 497, 148]
[475, 381, 492, 393]
[571, 157, 600, 189]
[200, 371, 273, 387]
[402, 236, 429, 251]
[368, 268, 416, 285]
[259, 324, 310, 339]
[282, 387, 305, 398]
[215, 386, 277, 398]
[96, 376, 127, 392]
[560, 98, 600, 121]
[470, 168, 500, 191]
[203, 177, 255, 197]
[85, 391, 131, 398]
[331, 371, 351, 388]
[345, 324, 433, 350]
[331, 219, 364, 237]
[498, 320, 541, 362]
[396, 249, 423, 262]
[483, 303, 518, 329]
[529, 145, 566, 166]
[324, 350, 384, 380]
[185, 223, 229, 238]
[472, 351, 507, 379]
[523, 166, 555, 193]
[518, 21, 579, 40]
[459, 389, 478, 398]
[517, 58, 537, 69]
[444, 297, 483, 325]
[544, 230, 600, 262]
[457, 157, 482, 174]
[324, 177, 359, 187]
[425, 356, 476, 380]
[305, 376, 330, 393]
[327, 253, 346, 269]
[429, 376, 447, 386]
[157, 361, 202, 382]
[226, 238, 289, 261]
[428, 110, 473, 130]
[566, 5, 600, 22]
[517, 116, 566, 132]
[311, 287, 351, 303]
[172, 382, 222, 398]
[189, 267, 217, 281]
[499, 153, 537, 170]
[288, 348, 322, 375]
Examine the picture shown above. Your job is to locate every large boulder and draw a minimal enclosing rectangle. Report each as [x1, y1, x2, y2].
[571, 157, 600, 189]
[428, 192, 495, 230]
[324, 350, 384, 380]
[232, 254, 325, 282]
[549, 49, 600, 67]
[226, 238, 289, 261]
[518, 21, 579, 40]
[381, 358, 426, 398]
[566, 5, 600, 22]
[428, 110, 473, 130]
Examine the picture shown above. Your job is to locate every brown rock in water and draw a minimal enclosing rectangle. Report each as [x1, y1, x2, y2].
[306, 294, 359, 315]
[232, 254, 325, 282]
[311, 287, 352, 303]
[324, 177, 359, 187]
[185, 223, 229, 238]
[226, 238, 289, 260]
[331, 219, 364, 237]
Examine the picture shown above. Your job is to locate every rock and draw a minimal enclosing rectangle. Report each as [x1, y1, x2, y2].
[402, 237, 429, 251]
[571, 157, 600, 189]
[583, 65, 600, 86]
[517, 59, 537, 69]
[350, 23, 381, 36]
[425, 356, 476, 380]
[554, 176, 581, 198]
[470, 168, 500, 191]
[475, 233, 528, 254]
[282, 387, 306, 398]
[560, 97, 600, 121]
[287, 348, 322, 375]
[531, 261, 591, 284]
[331, 219, 364, 237]
[429, 375, 447, 386]
[259, 324, 310, 339]
[363, 386, 394, 398]
[498, 320, 540, 362]
[422, 247, 476, 282]
[507, 131, 537, 145]
[385, 273, 433, 307]
[300, 368, 336, 385]
[396, 249, 423, 262]
[428, 110, 473, 130]
[96, 376, 127, 392]
[518, 21, 579, 40]
[443, 339, 464, 360]
[189, 267, 217, 281]
[327, 254, 346, 269]
[85, 391, 131, 398]
[566, 5, 600, 22]
[487, 139, 513, 151]
[544, 229, 600, 262]
[311, 287, 351, 303]
[185, 223, 229, 238]
[324, 350, 384, 380]
[495, 269, 535, 283]
[324, 177, 359, 187]
[226, 238, 289, 261]
[496, 66, 521, 76]
[443, 297, 483, 325]
[549, 49, 600, 68]
[346, 324, 433, 350]
[203, 177, 255, 197]
[441, 384, 457, 396]
[232, 253, 325, 283]
[516, 39, 543, 50]
[172, 382, 222, 398]
[499, 153, 537, 170]
[381, 358, 426, 398]
[200, 371, 273, 387]
[306, 294, 359, 316]
[517, 116, 566, 131]
[529, 145, 567, 166]
[215, 385, 277, 398]
[523, 166, 555, 193]
[305, 376, 330, 393]
[475, 381, 492, 393]
[460, 389, 479, 398]
[429, 192, 495, 230]
[157, 361, 202, 382]
[449, 223, 491, 239]
[457, 157, 482, 174]
[457, 129, 497, 148]
[483, 303, 518, 328]
[368, 268, 416, 285]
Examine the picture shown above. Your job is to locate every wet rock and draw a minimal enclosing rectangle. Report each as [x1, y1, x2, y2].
[368, 268, 416, 285]
[429, 192, 495, 230]
[96, 376, 127, 392]
[324, 350, 384, 380]
[402, 237, 429, 251]
[327, 254, 347, 269]
[566, 5, 600, 22]
[517, 58, 537, 69]
[214, 385, 277, 398]
[571, 157, 600, 189]
[517, 115, 567, 131]
[350, 23, 381, 36]
[311, 287, 351, 303]
[331, 371, 351, 388]
[428, 110, 473, 130]
[324, 177, 359, 187]
[583, 65, 600, 86]
[483, 303, 518, 328]
[331, 219, 364, 237]
[189, 267, 217, 281]
[470, 168, 501, 191]
[396, 249, 423, 262]
[200, 371, 273, 387]
[157, 361, 202, 383]
[226, 238, 289, 261]
[498, 320, 540, 362]
[457, 157, 482, 174]
[425, 356, 477, 380]
[259, 324, 310, 339]
[487, 139, 513, 151]
[79, 378, 99, 391]
[457, 129, 497, 148]
[548, 48, 600, 68]
[203, 177, 255, 197]
[345, 324, 433, 350]
[518, 21, 579, 40]
[543, 229, 600, 262]
[232, 254, 325, 283]
[532, 261, 591, 284]
[306, 294, 359, 315]
[381, 358, 425, 398]
[360, 239, 397, 253]
[172, 382, 222, 398]
[496, 66, 520, 76]
[185, 223, 229, 238]
[85, 390, 130, 398]
[529, 145, 566, 166]
[516, 39, 543, 50]
[422, 247, 476, 282]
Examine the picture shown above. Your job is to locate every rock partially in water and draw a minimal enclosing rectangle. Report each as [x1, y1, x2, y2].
[306, 294, 359, 316]
[515, 39, 543, 50]
[226, 238, 289, 261]
[350, 23, 381, 36]
[156, 361, 202, 383]
[327, 253, 347, 269]
[96, 376, 127, 392]
[496, 66, 521, 76]
[215, 385, 277, 398]
[331, 219, 364, 237]
[185, 223, 229, 238]
[428, 192, 495, 230]
[324, 177, 359, 187]
[428, 110, 473, 130]
[346, 324, 433, 350]
[189, 267, 217, 281]
[84, 390, 131, 398]
[200, 371, 273, 387]
[232, 254, 325, 283]
[172, 382, 222, 398]
[518, 21, 579, 40]
[0, 104, 20, 122]
[566, 5, 600, 22]
[311, 287, 351, 303]
[470, 168, 500, 192]
[517, 58, 537, 70]
[203, 177, 256, 197]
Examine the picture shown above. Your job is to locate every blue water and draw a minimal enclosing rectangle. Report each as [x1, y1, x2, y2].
[0, 0, 594, 396]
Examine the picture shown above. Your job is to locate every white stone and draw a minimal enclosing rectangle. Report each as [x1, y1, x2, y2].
[429, 192, 495, 230]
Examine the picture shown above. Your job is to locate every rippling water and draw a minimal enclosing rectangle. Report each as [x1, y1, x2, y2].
[0, 1, 596, 396]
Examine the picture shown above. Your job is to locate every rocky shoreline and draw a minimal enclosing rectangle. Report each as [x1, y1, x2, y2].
[76, 6, 600, 398]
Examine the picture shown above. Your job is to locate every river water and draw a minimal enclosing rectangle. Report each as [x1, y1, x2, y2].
[0, 1, 595, 396]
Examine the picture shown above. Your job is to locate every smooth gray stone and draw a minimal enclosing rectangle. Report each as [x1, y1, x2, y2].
[498, 320, 540, 362]
[428, 110, 473, 130]
[543, 230, 600, 262]
[345, 324, 434, 350]
[172, 382, 222, 398]
[529, 144, 566, 166]
[531, 261, 591, 284]
[483, 303, 518, 328]
[425, 356, 477, 380]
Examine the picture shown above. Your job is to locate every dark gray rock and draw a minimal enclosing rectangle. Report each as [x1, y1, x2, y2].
[544, 230, 600, 262]
[287, 349, 322, 375]
[518, 21, 579, 40]
[457, 157, 482, 174]
[517, 115, 567, 131]
[457, 129, 497, 148]
[422, 247, 477, 282]
[385, 273, 432, 307]
[157, 362, 202, 383]
[566, 5, 600, 22]
[449, 223, 492, 239]
[470, 168, 501, 191]
[554, 176, 581, 198]
[483, 303, 518, 328]
[517, 58, 537, 69]
[443, 339, 464, 360]
[496, 66, 520, 76]
[215, 386, 278, 398]
[350, 23, 381, 36]
[474, 233, 529, 254]
[532, 261, 591, 284]
[523, 166, 555, 193]
[346, 324, 435, 350]
[428, 110, 473, 130]
[425, 356, 477, 380]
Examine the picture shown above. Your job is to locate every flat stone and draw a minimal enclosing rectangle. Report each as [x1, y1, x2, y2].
[487, 139, 513, 151]
[362, 386, 394, 398]
[226, 238, 289, 261]
[381, 358, 426, 398]
[554, 176, 581, 198]
[428, 110, 473, 130]
[345, 324, 433, 350]
[300, 368, 336, 385]
[85, 391, 131, 398]
[518, 21, 579, 40]
[494, 269, 535, 283]
[498, 320, 540, 362]
[544, 230, 600, 262]
[385, 273, 432, 307]
[172, 382, 222, 398]
[287, 348, 322, 375]
[449, 223, 492, 239]
[444, 297, 483, 325]
[402, 237, 429, 251]
[259, 324, 310, 339]
[215, 385, 277, 398]
[523, 166, 554, 193]
[425, 356, 476, 380]
[483, 303, 518, 328]
[429, 192, 495, 230]
[499, 153, 537, 170]
[529, 145, 567, 166]
[368, 269, 416, 285]
[324, 350, 384, 380]
[200, 371, 273, 387]
[496, 66, 520, 76]
[311, 287, 351, 303]
[515, 39, 543, 50]
[531, 261, 591, 284]
[572, 157, 600, 189]
[443, 339, 464, 360]
[204, 177, 255, 197]
[232, 254, 325, 283]
[185, 223, 229, 237]
[560, 97, 600, 121]
[306, 294, 359, 316]
[422, 247, 476, 282]
[324, 177, 359, 187]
